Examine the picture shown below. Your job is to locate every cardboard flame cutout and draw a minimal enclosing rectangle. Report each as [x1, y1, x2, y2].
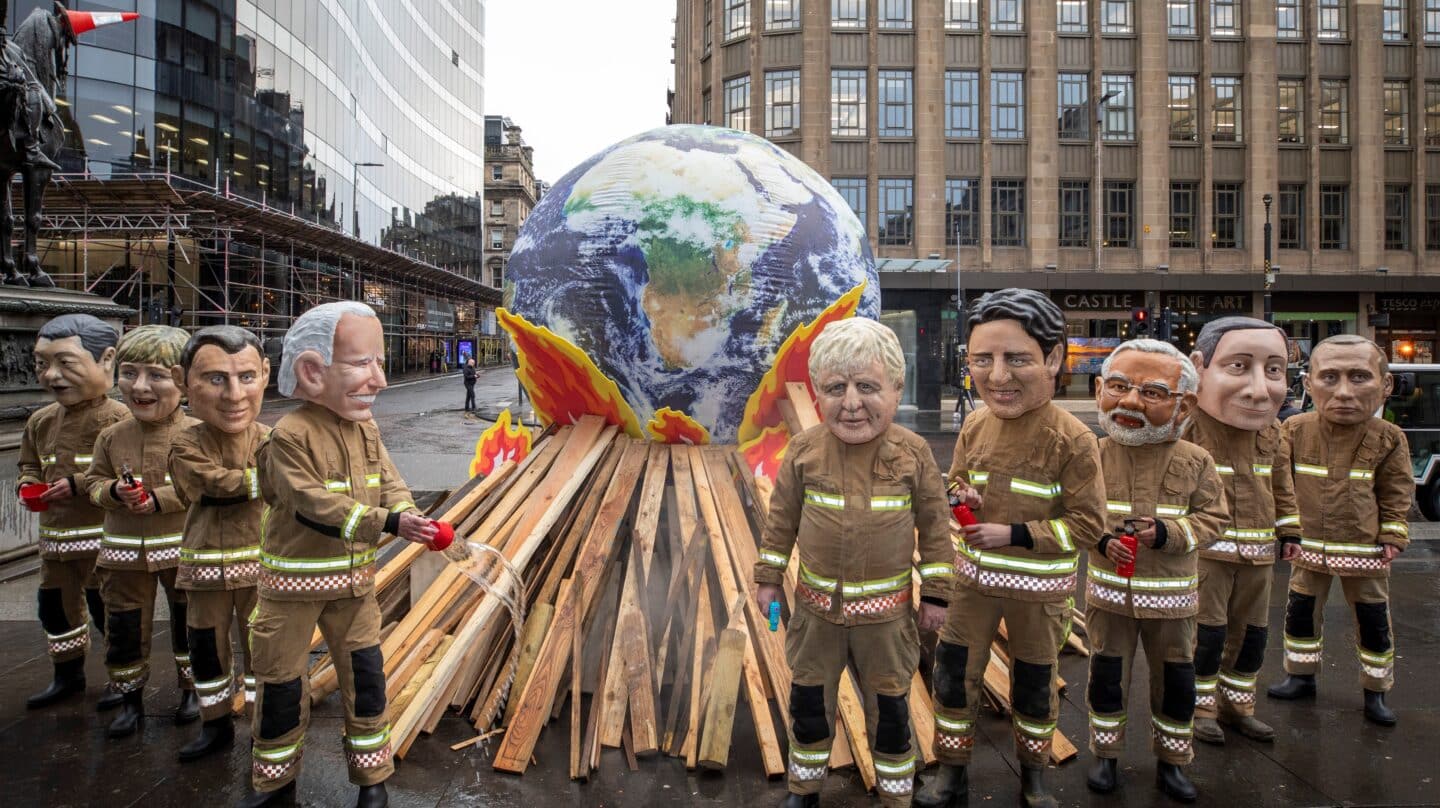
[469, 409, 533, 478]
[497, 308, 644, 438]
[738, 423, 792, 481]
[646, 407, 710, 445]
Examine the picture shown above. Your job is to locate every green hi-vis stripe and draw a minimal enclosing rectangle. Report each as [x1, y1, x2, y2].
[1380, 522, 1409, 536]
[934, 714, 972, 732]
[1152, 715, 1193, 736]
[253, 740, 303, 762]
[956, 541, 1078, 574]
[345, 726, 390, 750]
[1089, 713, 1126, 729]
[803, 489, 845, 509]
[1299, 539, 1384, 556]
[1295, 464, 1328, 477]
[790, 747, 830, 763]
[1010, 478, 1061, 499]
[1252, 464, 1273, 476]
[968, 471, 989, 485]
[260, 549, 376, 572]
[1106, 501, 1133, 514]
[758, 549, 789, 568]
[870, 494, 912, 511]
[1284, 634, 1323, 651]
[182, 546, 260, 562]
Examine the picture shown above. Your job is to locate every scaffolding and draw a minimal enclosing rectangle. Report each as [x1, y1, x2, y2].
[24, 173, 508, 375]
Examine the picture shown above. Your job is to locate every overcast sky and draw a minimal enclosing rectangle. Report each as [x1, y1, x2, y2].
[484, 0, 677, 186]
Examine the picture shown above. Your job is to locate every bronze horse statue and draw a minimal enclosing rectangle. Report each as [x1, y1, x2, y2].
[0, 2, 75, 287]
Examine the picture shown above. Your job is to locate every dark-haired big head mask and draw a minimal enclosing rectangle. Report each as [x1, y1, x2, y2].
[1191, 328, 1287, 431]
[34, 335, 115, 407]
[179, 344, 270, 433]
[969, 319, 1063, 419]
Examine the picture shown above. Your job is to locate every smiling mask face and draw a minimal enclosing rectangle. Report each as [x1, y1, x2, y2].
[1193, 328, 1288, 431]
[292, 314, 388, 421]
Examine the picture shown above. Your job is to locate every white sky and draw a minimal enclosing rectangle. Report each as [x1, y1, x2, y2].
[484, 0, 678, 186]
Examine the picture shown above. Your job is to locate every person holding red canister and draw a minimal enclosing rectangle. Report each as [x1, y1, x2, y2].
[1084, 339, 1229, 803]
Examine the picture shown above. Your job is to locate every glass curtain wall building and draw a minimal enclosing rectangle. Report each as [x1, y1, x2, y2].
[9, 0, 498, 372]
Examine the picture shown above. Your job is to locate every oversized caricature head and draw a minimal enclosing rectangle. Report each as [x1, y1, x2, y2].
[278, 302, 386, 422]
[34, 314, 118, 407]
[966, 288, 1067, 419]
[115, 325, 187, 423]
[1190, 317, 1288, 431]
[807, 317, 905, 444]
[1096, 339, 1198, 445]
[176, 326, 271, 434]
[1304, 335, 1393, 427]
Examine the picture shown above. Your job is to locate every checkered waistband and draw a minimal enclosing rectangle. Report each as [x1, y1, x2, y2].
[259, 565, 374, 596]
[795, 580, 912, 617]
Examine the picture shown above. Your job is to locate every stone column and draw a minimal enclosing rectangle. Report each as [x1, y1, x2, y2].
[1026, 0, 1058, 271]
[914, 0, 945, 256]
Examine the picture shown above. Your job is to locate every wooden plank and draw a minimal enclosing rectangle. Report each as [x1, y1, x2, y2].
[697, 623, 748, 770]
[390, 635, 455, 725]
[909, 672, 937, 765]
[568, 606, 583, 780]
[580, 570, 623, 780]
[785, 381, 822, 430]
[386, 629, 443, 702]
[493, 578, 576, 769]
[679, 576, 715, 766]
[631, 443, 670, 582]
[498, 603, 554, 726]
[619, 546, 659, 756]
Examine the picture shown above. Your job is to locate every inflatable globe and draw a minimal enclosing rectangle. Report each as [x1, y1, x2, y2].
[502, 124, 879, 443]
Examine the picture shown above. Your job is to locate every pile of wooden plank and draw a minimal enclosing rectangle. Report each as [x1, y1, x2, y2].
[318, 388, 1089, 788]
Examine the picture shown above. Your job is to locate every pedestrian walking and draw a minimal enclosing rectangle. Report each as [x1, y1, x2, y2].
[463, 358, 477, 412]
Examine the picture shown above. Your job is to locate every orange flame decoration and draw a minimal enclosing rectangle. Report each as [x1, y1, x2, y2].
[738, 423, 792, 480]
[646, 407, 711, 445]
[469, 409, 533, 478]
[497, 309, 645, 438]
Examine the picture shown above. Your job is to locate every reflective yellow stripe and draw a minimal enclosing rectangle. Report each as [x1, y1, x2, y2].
[798, 562, 911, 597]
[759, 549, 789, 568]
[181, 546, 261, 563]
[1214, 464, 1235, 475]
[803, 489, 845, 509]
[1299, 538, 1384, 556]
[934, 714, 972, 732]
[102, 532, 183, 547]
[1348, 469, 1374, 481]
[365, 473, 382, 488]
[1252, 464, 1272, 476]
[254, 741, 302, 762]
[1176, 516, 1197, 551]
[1010, 478, 1061, 499]
[1048, 519, 1073, 552]
[1015, 718, 1056, 737]
[1380, 521, 1408, 536]
[1276, 515, 1301, 528]
[1089, 567, 1197, 590]
[325, 479, 352, 492]
[870, 494, 912, 511]
[246, 468, 259, 500]
[1152, 715, 1193, 736]
[1090, 713, 1125, 729]
[918, 562, 954, 580]
[345, 725, 390, 750]
[1294, 463, 1328, 477]
[1105, 500, 1133, 514]
[260, 548, 377, 572]
[341, 502, 368, 542]
[790, 747, 831, 763]
[39, 525, 104, 539]
[956, 541, 1078, 574]
[1223, 527, 1275, 541]
[1155, 504, 1188, 518]
[968, 471, 989, 486]
[389, 501, 416, 514]
[873, 755, 916, 776]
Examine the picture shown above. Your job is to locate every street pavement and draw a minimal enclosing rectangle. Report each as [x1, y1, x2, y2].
[0, 371, 1437, 805]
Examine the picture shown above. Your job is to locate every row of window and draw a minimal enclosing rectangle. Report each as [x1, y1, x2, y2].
[832, 178, 1432, 251]
[718, 70, 1440, 146]
[705, 0, 1440, 42]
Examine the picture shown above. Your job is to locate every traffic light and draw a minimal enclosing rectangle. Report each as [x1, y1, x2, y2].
[1131, 307, 1150, 336]
[1158, 307, 1180, 342]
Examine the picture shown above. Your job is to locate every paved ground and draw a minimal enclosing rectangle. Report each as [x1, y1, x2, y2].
[2, 372, 1438, 806]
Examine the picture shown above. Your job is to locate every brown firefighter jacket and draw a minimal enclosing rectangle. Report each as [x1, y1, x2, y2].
[1182, 410, 1299, 566]
[1086, 438, 1229, 619]
[947, 403, 1106, 603]
[17, 396, 131, 561]
[82, 406, 197, 572]
[754, 423, 953, 626]
[1284, 413, 1414, 577]
[256, 402, 416, 602]
[169, 420, 271, 591]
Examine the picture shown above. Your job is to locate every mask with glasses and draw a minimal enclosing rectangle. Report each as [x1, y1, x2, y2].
[1101, 378, 1185, 405]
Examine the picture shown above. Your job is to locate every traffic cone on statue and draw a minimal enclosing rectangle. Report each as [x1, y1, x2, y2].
[62, 9, 140, 36]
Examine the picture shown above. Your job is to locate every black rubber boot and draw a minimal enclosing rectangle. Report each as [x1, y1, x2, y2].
[1266, 674, 1316, 700]
[1218, 713, 1275, 742]
[96, 684, 125, 712]
[1019, 765, 1057, 808]
[1192, 717, 1224, 745]
[778, 794, 819, 808]
[1156, 762, 1198, 802]
[235, 781, 296, 808]
[179, 716, 235, 762]
[914, 763, 968, 807]
[355, 782, 388, 808]
[106, 691, 144, 739]
[175, 689, 200, 725]
[26, 658, 85, 709]
[1086, 757, 1119, 794]
[1364, 690, 1397, 726]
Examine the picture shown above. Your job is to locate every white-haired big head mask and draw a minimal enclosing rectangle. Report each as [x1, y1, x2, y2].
[280, 301, 386, 421]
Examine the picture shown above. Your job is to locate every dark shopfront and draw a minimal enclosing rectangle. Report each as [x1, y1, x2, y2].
[1376, 294, 1440, 364]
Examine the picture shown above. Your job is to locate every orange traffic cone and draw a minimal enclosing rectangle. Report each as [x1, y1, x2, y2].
[64, 10, 139, 35]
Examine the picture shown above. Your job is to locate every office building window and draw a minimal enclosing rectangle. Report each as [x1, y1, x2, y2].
[1428, 0, 1440, 42]
[1319, 0, 1347, 38]
[490, 228, 504, 249]
[1059, 180, 1090, 247]
[1169, 76, 1197, 141]
[1384, 0, 1409, 40]
[946, 178, 981, 245]
[1103, 0, 1134, 33]
[765, 70, 800, 138]
[1170, 182, 1198, 248]
[724, 0, 750, 39]
[991, 0, 1024, 31]
[878, 178, 914, 246]
[1278, 79, 1304, 143]
[991, 72, 1026, 139]
[1058, 0, 1088, 33]
[490, 263, 504, 288]
[1278, 183, 1304, 249]
[1103, 75, 1135, 141]
[1212, 183, 1243, 248]
[1211, 0, 1239, 36]
[1427, 184, 1440, 248]
[490, 200, 504, 217]
[1320, 184, 1348, 249]
[702, 90, 712, 125]
[724, 76, 751, 131]
[766, 0, 801, 30]
[947, 0, 980, 29]
[1384, 81, 1410, 145]
[831, 69, 867, 136]
[1277, 0, 1302, 38]
[1169, 0, 1196, 34]
[945, 71, 980, 137]
[704, 0, 713, 51]
[832, 0, 866, 28]
[1428, 82, 1440, 144]
[491, 163, 503, 181]
[1319, 80, 1349, 144]
[879, 0, 913, 28]
[1058, 73, 1090, 140]
[1104, 181, 1134, 247]
[879, 71, 914, 137]
[992, 179, 1026, 246]
[1386, 184, 1411, 250]
[1212, 77, 1242, 142]
[832, 177, 867, 229]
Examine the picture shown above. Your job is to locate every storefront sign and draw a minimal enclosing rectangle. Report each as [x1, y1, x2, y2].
[1058, 293, 1137, 310]
[1377, 295, 1440, 313]
[1055, 292, 1251, 313]
[423, 298, 456, 332]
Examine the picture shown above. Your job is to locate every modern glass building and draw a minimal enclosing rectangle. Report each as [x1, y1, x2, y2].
[9, 0, 500, 373]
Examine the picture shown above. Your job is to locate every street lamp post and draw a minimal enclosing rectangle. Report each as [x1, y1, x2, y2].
[352, 161, 384, 239]
[1262, 192, 1274, 324]
[1093, 90, 1120, 280]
